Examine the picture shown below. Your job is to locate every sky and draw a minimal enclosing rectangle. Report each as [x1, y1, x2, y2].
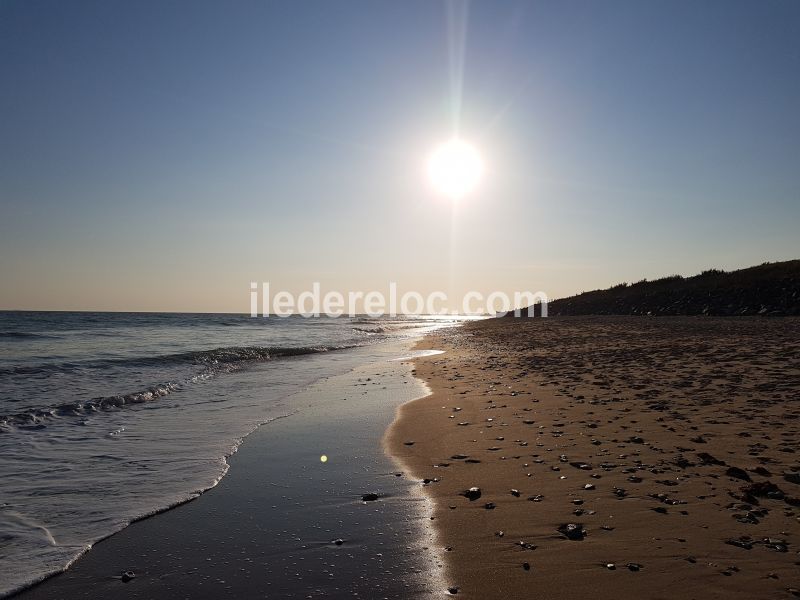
[1, 0, 799, 312]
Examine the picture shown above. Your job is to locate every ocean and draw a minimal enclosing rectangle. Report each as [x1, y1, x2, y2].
[0, 311, 465, 597]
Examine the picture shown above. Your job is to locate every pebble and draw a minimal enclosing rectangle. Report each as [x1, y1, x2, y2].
[558, 523, 586, 541]
[461, 487, 482, 501]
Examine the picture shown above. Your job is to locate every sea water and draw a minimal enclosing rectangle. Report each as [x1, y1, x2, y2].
[0, 312, 463, 597]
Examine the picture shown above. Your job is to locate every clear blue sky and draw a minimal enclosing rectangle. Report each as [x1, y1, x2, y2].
[1, 0, 798, 311]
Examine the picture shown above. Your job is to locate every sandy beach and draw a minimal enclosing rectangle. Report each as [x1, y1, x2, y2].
[387, 316, 800, 599]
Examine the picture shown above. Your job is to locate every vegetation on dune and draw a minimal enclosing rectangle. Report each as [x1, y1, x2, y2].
[521, 260, 800, 316]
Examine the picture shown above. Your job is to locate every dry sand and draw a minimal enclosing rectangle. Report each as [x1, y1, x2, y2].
[386, 316, 800, 599]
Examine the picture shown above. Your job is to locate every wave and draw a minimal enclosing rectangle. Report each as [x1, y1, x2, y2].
[0, 331, 56, 340]
[0, 344, 347, 378]
[0, 345, 348, 428]
[352, 326, 385, 334]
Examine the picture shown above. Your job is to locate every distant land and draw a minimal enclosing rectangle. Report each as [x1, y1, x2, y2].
[520, 260, 800, 316]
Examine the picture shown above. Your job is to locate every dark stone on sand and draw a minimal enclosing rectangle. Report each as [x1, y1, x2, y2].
[448, 586, 460, 594]
[725, 537, 753, 550]
[121, 571, 136, 583]
[557, 523, 586, 540]
[523, 562, 531, 571]
[465, 458, 482, 464]
[461, 487, 482, 501]
[725, 466, 751, 481]
[484, 502, 495, 510]
[690, 435, 707, 444]
[697, 452, 725, 466]
[332, 538, 345, 546]
[741, 481, 783, 501]
[570, 462, 592, 470]
[652, 506, 668, 514]
[451, 454, 469, 460]
[784, 471, 800, 485]
[518, 541, 536, 550]
[361, 493, 379, 502]
[627, 563, 642, 571]
[510, 489, 521, 497]
[629, 436, 645, 444]
[763, 538, 789, 552]
[403, 441, 415, 446]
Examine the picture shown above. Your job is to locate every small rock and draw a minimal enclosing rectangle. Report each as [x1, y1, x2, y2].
[121, 571, 136, 583]
[522, 562, 531, 571]
[332, 538, 344, 546]
[403, 441, 415, 446]
[726, 467, 751, 481]
[558, 523, 586, 541]
[606, 563, 616, 570]
[510, 489, 521, 497]
[461, 487, 481, 501]
[361, 493, 379, 502]
[725, 537, 753, 550]
[627, 563, 642, 571]
[784, 472, 800, 485]
[484, 502, 496, 510]
[697, 452, 725, 466]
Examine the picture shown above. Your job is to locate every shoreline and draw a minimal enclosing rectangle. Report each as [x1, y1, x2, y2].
[13, 340, 444, 599]
[387, 316, 800, 599]
[6, 407, 301, 599]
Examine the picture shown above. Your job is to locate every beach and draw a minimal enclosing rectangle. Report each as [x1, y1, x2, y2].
[388, 316, 800, 599]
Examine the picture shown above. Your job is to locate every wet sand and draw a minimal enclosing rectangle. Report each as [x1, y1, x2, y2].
[15, 343, 442, 599]
[387, 316, 800, 599]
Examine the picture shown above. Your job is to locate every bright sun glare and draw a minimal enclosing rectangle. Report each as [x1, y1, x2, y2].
[426, 139, 485, 200]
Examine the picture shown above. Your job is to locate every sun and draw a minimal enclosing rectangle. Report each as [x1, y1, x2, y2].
[426, 139, 485, 200]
